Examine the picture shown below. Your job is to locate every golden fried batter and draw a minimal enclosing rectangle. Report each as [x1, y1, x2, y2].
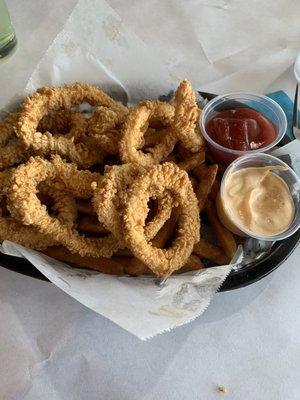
[122, 163, 200, 276]
[120, 100, 177, 166]
[173, 79, 204, 153]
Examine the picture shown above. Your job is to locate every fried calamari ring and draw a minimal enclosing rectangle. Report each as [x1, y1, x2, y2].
[17, 83, 128, 167]
[0, 170, 77, 250]
[38, 181, 78, 229]
[87, 106, 127, 136]
[173, 79, 204, 153]
[92, 164, 145, 242]
[85, 105, 129, 156]
[0, 113, 18, 146]
[92, 163, 173, 245]
[38, 109, 87, 140]
[7, 156, 120, 257]
[122, 162, 200, 276]
[0, 113, 28, 170]
[120, 100, 177, 166]
[84, 129, 121, 156]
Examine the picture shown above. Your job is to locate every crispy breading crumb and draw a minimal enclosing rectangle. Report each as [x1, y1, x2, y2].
[91, 181, 97, 190]
[217, 385, 227, 394]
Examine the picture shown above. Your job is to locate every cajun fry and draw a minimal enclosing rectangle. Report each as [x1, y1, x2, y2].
[193, 239, 229, 265]
[195, 164, 218, 212]
[76, 199, 96, 216]
[177, 254, 204, 273]
[192, 163, 207, 182]
[77, 216, 109, 234]
[151, 207, 180, 247]
[43, 246, 126, 275]
[125, 254, 204, 276]
[205, 199, 237, 260]
[163, 153, 177, 163]
[177, 151, 205, 171]
[210, 179, 220, 201]
[114, 248, 133, 257]
[125, 257, 149, 276]
[189, 176, 198, 190]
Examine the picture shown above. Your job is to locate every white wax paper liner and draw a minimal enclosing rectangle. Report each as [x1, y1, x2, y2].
[1, 241, 240, 340]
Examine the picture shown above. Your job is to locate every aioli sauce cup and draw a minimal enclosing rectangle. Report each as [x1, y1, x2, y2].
[216, 153, 300, 241]
[200, 92, 287, 168]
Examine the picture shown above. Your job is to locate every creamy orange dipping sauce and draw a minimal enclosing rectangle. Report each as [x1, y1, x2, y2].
[219, 166, 295, 237]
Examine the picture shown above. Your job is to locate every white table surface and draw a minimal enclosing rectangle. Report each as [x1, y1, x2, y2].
[1, 1, 300, 399]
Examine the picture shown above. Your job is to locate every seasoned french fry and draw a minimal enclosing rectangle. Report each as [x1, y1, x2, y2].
[76, 199, 95, 216]
[176, 254, 204, 273]
[177, 142, 192, 160]
[125, 257, 150, 276]
[163, 153, 177, 163]
[77, 216, 108, 234]
[151, 207, 179, 247]
[126, 254, 204, 276]
[37, 192, 52, 206]
[177, 151, 205, 171]
[189, 176, 198, 190]
[192, 163, 206, 181]
[195, 164, 218, 212]
[114, 248, 133, 257]
[193, 238, 229, 265]
[209, 179, 220, 201]
[205, 199, 237, 260]
[44, 246, 125, 275]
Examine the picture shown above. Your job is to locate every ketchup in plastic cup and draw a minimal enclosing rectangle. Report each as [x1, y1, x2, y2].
[200, 92, 287, 168]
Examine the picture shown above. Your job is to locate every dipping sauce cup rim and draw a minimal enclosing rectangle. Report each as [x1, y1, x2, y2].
[200, 91, 287, 156]
[220, 153, 300, 241]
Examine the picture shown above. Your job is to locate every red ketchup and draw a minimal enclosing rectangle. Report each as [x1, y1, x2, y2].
[205, 108, 276, 167]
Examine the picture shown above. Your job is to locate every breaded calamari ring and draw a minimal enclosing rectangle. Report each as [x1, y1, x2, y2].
[0, 170, 77, 250]
[92, 164, 145, 242]
[92, 163, 173, 245]
[87, 106, 127, 135]
[122, 162, 200, 276]
[0, 113, 28, 170]
[120, 101, 177, 166]
[39, 181, 78, 229]
[85, 129, 121, 156]
[88, 119, 151, 157]
[86, 105, 129, 155]
[125, 207, 180, 276]
[0, 113, 18, 146]
[17, 83, 128, 167]
[38, 109, 87, 140]
[173, 80, 204, 153]
[7, 156, 120, 257]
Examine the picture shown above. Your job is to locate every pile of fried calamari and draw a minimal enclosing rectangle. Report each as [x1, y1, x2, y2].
[0, 80, 237, 277]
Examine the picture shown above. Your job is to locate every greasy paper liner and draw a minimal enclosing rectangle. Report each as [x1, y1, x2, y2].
[1, 242, 238, 340]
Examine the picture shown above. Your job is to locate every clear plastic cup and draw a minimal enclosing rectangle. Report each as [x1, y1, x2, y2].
[216, 153, 300, 241]
[200, 92, 287, 168]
